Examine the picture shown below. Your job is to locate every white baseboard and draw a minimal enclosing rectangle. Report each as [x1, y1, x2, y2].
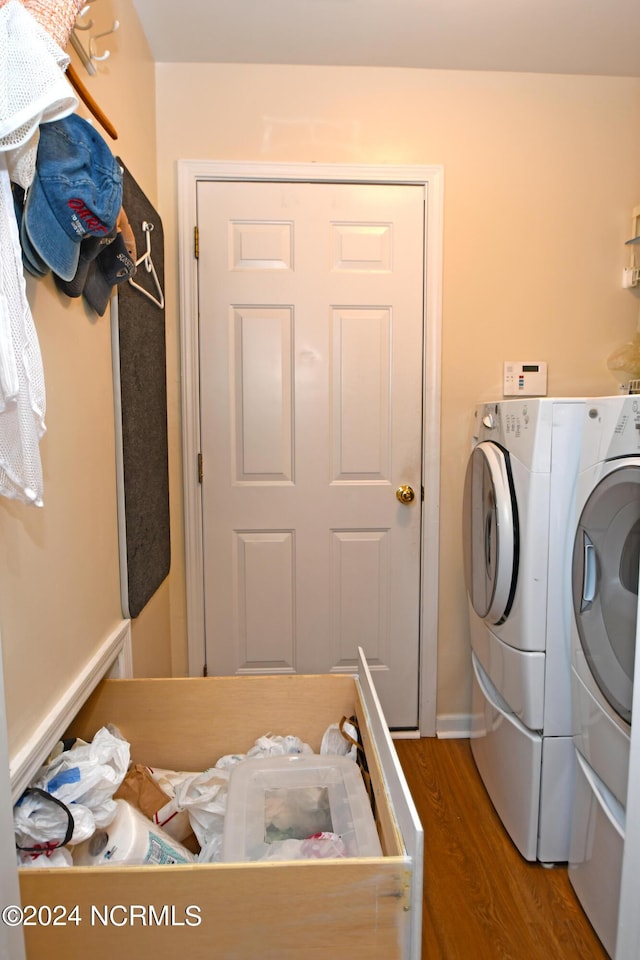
[436, 713, 472, 739]
[9, 619, 132, 802]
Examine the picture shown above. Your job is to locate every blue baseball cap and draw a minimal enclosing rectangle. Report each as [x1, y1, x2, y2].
[22, 114, 123, 282]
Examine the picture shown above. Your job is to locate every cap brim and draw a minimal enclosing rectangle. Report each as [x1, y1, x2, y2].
[22, 252, 49, 278]
[54, 232, 116, 298]
[13, 183, 49, 276]
[22, 167, 80, 281]
[82, 260, 112, 316]
[83, 232, 136, 316]
[20, 219, 50, 276]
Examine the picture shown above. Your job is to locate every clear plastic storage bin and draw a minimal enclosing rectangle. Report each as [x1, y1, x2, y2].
[222, 753, 382, 862]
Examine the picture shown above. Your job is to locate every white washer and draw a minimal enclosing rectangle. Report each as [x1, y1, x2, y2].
[568, 395, 640, 958]
[463, 397, 585, 862]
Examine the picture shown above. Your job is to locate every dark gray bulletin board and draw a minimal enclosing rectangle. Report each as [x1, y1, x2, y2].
[112, 160, 170, 618]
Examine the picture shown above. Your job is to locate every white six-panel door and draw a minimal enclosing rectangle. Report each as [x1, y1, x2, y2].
[196, 179, 425, 727]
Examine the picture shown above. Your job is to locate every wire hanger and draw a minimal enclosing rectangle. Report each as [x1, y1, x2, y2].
[129, 222, 165, 309]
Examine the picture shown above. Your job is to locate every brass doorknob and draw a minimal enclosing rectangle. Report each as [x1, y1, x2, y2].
[396, 485, 415, 504]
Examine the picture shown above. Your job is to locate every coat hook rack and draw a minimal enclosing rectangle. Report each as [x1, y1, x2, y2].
[64, 0, 119, 139]
[69, 1, 120, 77]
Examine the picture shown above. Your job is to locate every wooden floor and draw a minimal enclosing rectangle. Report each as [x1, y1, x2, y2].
[395, 737, 610, 960]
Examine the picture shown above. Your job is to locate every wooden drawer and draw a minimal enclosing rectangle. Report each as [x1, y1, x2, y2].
[19, 651, 423, 960]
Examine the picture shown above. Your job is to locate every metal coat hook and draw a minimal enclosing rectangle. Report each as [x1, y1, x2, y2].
[69, 1, 120, 76]
[89, 20, 120, 62]
[74, 3, 94, 31]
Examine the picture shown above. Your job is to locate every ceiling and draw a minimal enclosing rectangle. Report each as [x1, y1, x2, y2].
[132, 0, 640, 77]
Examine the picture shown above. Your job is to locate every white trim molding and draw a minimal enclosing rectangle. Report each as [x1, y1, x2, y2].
[0, 630, 25, 959]
[9, 619, 132, 802]
[177, 160, 444, 737]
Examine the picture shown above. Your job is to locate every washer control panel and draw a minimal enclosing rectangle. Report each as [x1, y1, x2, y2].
[584, 396, 640, 462]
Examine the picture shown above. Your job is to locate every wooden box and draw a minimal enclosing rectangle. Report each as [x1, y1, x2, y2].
[19, 652, 422, 959]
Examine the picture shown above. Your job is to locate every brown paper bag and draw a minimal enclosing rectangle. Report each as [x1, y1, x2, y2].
[115, 764, 198, 851]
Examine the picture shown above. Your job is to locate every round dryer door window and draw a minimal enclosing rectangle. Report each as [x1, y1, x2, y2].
[463, 441, 518, 624]
[572, 463, 640, 725]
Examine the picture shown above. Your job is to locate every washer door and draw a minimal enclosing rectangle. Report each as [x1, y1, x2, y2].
[572, 462, 640, 725]
[463, 441, 518, 624]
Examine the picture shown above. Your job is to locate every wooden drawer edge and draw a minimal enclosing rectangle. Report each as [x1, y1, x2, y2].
[20, 858, 413, 960]
[355, 648, 424, 960]
[354, 687, 405, 857]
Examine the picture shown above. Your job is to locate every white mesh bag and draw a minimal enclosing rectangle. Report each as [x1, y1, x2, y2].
[0, 1, 79, 506]
[0, 157, 45, 505]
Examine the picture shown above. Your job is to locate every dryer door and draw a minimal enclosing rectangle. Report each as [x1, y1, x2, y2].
[572, 462, 640, 724]
[463, 441, 518, 625]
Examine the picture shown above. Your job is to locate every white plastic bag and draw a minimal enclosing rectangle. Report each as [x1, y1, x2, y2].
[247, 734, 313, 759]
[19, 724, 130, 846]
[173, 767, 230, 851]
[213, 733, 313, 772]
[320, 720, 359, 761]
[17, 845, 73, 868]
[14, 787, 77, 855]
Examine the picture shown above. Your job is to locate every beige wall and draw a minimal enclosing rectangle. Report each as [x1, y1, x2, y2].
[0, 0, 173, 760]
[156, 63, 640, 723]
[4, 6, 640, 757]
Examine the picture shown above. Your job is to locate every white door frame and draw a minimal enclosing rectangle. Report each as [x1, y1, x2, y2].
[0, 630, 26, 960]
[177, 161, 443, 737]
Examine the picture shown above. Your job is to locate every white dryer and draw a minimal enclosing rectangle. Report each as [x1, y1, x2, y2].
[568, 394, 640, 958]
[463, 397, 585, 862]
